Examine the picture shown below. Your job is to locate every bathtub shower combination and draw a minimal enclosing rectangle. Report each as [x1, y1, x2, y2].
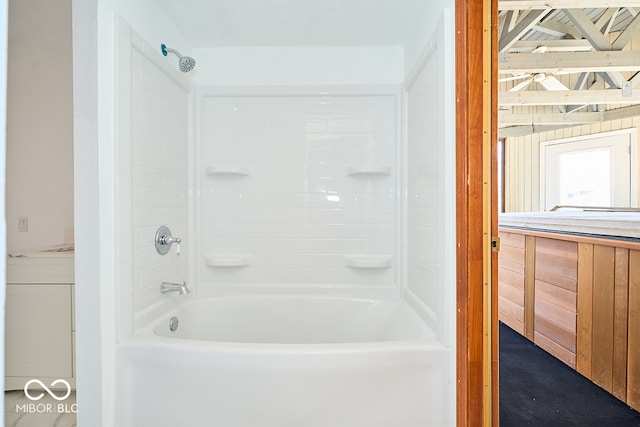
[117, 296, 448, 426]
[114, 9, 454, 427]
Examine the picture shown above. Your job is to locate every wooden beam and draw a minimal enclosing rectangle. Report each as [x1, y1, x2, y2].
[498, 111, 604, 125]
[507, 39, 593, 53]
[499, 9, 551, 52]
[499, 1, 640, 10]
[499, 89, 640, 106]
[498, 51, 640, 74]
[533, 21, 582, 40]
[498, 104, 640, 137]
[603, 104, 640, 121]
[499, 124, 566, 137]
[563, 9, 612, 51]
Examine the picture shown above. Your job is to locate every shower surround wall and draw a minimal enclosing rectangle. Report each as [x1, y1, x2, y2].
[404, 14, 455, 343]
[197, 88, 401, 293]
[116, 22, 192, 336]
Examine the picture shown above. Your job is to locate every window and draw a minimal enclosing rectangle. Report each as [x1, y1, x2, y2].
[540, 129, 637, 210]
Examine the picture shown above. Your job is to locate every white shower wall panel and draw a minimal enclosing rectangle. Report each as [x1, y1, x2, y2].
[198, 90, 400, 290]
[118, 28, 192, 333]
[404, 13, 455, 344]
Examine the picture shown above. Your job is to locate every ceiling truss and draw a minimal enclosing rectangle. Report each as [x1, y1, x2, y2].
[498, 2, 640, 137]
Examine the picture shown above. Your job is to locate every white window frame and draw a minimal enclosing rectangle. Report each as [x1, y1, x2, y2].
[539, 128, 638, 211]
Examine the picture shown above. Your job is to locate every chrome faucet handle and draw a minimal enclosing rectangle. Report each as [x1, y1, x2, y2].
[155, 225, 182, 255]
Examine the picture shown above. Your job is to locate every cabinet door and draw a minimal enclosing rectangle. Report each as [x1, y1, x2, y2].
[5, 284, 73, 378]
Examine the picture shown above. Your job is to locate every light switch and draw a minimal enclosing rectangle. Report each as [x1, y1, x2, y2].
[18, 216, 28, 232]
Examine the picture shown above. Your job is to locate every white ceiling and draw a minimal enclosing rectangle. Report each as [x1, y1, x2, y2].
[152, 0, 426, 47]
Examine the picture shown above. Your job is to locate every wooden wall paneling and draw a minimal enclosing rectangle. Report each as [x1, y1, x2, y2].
[627, 250, 640, 410]
[591, 245, 616, 393]
[533, 238, 578, 364]
[535, 298, 576, 336]
[535, 280, 576, 313]
[525, 236, 535, 340]
[533, 330, 577, 368]
[498, 296, 524, 334]
[577, 243, 594, 377]
[613, 248, 630, 401]
[536, 250, 578, 281]
[498, 232, 526, 333]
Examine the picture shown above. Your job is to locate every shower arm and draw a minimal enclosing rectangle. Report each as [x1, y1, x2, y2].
[161, 44, 183, 59]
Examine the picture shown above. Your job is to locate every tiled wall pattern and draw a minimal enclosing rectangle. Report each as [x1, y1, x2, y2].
[199, 94, 399, 289]
[126, 40, 190, 330]
[406, 36, 449, 338]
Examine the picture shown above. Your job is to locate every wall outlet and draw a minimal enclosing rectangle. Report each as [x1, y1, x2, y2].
[18, 216, 28, 232]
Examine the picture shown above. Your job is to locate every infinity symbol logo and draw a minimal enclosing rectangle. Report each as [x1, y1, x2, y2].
[24, 379, 72, 401]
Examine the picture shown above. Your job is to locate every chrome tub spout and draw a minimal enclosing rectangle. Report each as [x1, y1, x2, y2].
[160, 281, 190, 295]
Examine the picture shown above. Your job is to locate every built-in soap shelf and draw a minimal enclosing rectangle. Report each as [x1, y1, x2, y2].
[346, 165, 391, 178]
[205, 165, 251, 176]
[205, 253, 251, 267]
[345, 255, 392, 269]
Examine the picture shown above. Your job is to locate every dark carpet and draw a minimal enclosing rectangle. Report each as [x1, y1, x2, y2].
[499, 322, 640, 426]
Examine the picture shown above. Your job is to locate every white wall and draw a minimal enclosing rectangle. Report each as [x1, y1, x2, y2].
[0, 0, 9, 412]
[403, 0, 453, 75]
[6, 0, 73, 251]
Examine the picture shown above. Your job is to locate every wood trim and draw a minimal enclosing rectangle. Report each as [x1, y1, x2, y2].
[491, 0, 499, 424]
[524, 236, 536, 340]
[498, 227, 640, 251]
[613, 248, 629, 401]
[576, 243, 594, 377]
[627, 250, 640, 409]
[457, 0, 495, 425]
[591, 245, 616, 392]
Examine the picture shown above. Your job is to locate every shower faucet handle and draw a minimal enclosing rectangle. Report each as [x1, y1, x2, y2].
[155, 225, 182, 256]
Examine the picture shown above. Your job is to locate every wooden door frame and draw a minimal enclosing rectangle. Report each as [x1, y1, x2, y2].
[456, 0, 498, 425]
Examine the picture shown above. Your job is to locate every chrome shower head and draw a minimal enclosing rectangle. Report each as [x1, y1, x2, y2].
[161, 44, 196, 73]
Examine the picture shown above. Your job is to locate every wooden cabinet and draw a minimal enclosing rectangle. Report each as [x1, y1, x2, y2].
[498, 228, 640, 410]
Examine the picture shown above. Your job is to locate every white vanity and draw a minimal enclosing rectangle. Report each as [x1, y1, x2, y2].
[5, 248, 75, 390]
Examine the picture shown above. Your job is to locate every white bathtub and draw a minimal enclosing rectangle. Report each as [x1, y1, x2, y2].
[115, 295, 450, 427]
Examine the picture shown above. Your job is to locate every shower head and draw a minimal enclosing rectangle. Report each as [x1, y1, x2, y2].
[161, 44, 196, 73]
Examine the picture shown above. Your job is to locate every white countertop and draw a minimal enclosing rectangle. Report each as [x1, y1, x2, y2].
[499, 211, 640, 239]
[7, 244, 75, 284]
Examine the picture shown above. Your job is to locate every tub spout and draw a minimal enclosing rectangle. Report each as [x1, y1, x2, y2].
[160, 281, 190, 295]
